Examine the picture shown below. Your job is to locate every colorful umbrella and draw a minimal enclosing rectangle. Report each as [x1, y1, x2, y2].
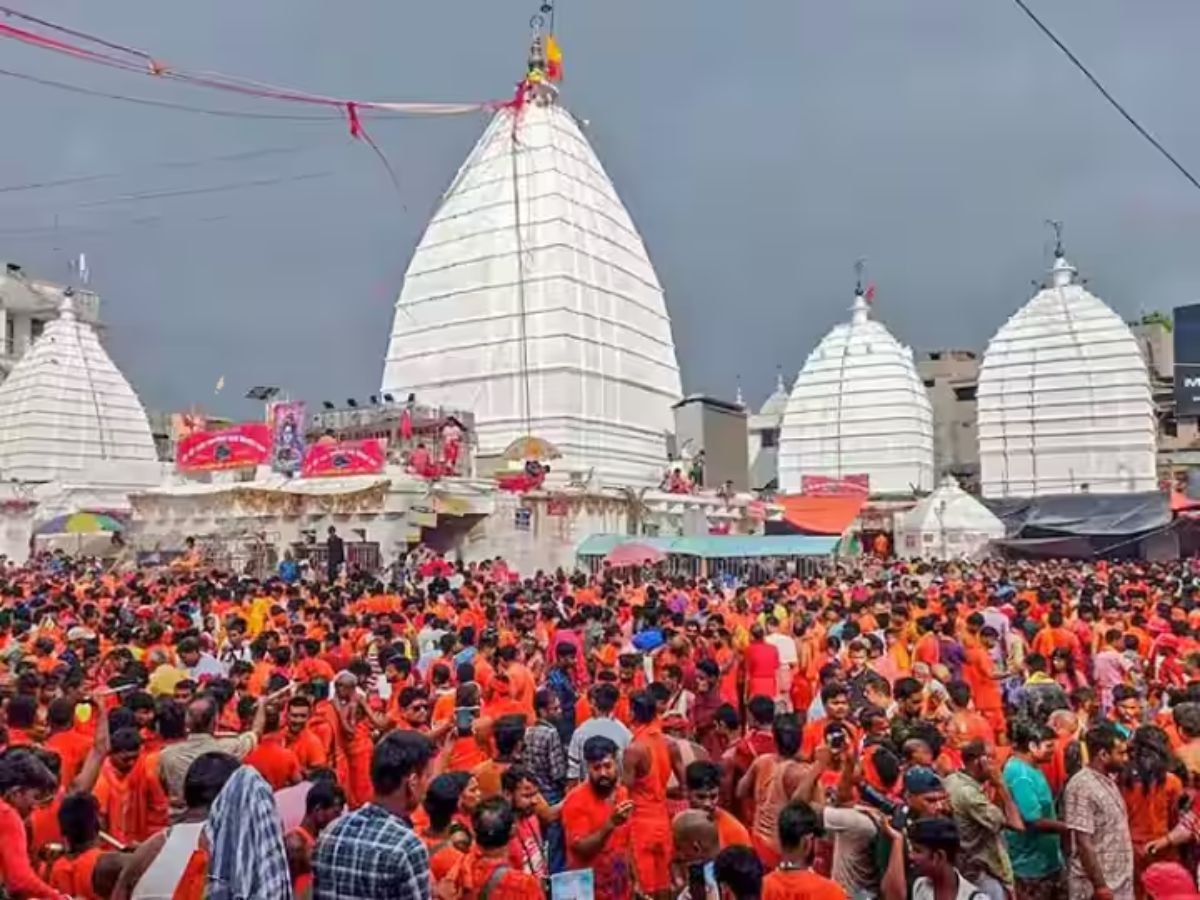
[36, 512, 125, 535]
[501, 435, 562, 462]
[604, 542, 666, 567]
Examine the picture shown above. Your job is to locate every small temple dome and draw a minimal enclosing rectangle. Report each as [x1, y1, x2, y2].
[757, 370, 790, 421]
[381, 81, 682, 486]
[0, 294, 158, 483]
[977, 252, 1156, 498]
[779, 289, 934, 495]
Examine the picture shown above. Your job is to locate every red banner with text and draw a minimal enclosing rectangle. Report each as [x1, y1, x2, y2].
[301, 439, 386, 478]
[800, 474, 870, 496]
[176, 423, 272, 472]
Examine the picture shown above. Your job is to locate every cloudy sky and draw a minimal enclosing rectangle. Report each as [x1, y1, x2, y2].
[1, 0, 1198, 419]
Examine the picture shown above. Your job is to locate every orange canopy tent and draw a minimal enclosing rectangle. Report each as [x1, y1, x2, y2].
[775, 493, 866, 536]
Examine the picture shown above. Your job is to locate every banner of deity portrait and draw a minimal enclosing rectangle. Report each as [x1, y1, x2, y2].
[270, 401, 307, 475]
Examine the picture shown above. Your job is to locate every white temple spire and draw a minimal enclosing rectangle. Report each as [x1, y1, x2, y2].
[1046, 219, 1077, 287]
[851, 291, 870, 325]
[59, 288, 76, 320]
[977, 243, 1155, 497]
[1050, 255, 1077, 288]
[0, 286, 157, 482]
[779, 281, 933, 495]
[380, 33, 682, 485]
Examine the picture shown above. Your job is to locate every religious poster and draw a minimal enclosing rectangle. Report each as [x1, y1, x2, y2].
[550, 869, 594, 900]
[300, 439, 386, 478]
[170, 411, 207, 442]
[800, 474, 870, 496]
[176, 424, 272, 472]
[269, 401, 307, 475]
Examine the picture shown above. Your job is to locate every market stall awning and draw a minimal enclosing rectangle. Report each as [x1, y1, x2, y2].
[577, 534, 839, 559]
[774, 494, 865, 536]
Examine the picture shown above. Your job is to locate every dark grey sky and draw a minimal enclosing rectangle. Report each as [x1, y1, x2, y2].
[2, 0, 1198, 420]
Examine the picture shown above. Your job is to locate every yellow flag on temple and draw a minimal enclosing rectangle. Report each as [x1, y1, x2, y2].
[545, 34, 563, 81]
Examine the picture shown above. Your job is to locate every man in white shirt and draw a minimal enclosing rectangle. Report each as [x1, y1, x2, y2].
[764, 615, 798, 710]
[566, 683, 632, 782]
[176, 636, 226, 681]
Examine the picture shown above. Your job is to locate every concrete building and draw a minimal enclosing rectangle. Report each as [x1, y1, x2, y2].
[1139, 311, 1200, 487]
[916, 350, 980, 485]
[672, 395, 749, 492]
[745, 372, 788, 491]
[0, 263, 101, 379]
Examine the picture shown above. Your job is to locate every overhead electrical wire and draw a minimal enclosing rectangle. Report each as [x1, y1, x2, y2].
[0, 6, 497, 191]
[74, 170, 333, 208]
[0, 7, 495, 116]
[0, 67, 353, 122]
[0, 144, 317, 195]
[1008, 0, 1200, 193]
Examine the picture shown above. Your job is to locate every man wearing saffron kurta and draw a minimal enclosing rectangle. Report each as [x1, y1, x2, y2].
[330, 670, 387, 808]
[622, 691, 673, 899]
[94, 726, 142, 845]
[562, 734, 634, 900]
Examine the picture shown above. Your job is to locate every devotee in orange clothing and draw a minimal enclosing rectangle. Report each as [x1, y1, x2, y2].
[446, 682, 492, 774]
[562, 735, 634, 900]
[443, 797, 546, 900]
[418, 773, 472, 881]
[622, 692, 674, 897]
[245, 730, 303, 790]
[283, 696, 330, 774]
[45, 698, 92, 789]
[330, 670, 388, 808]
[430, 682, 458, 729]
[93, 726, 142, 845]
[310, 691, 348, 787]
[498, 647, 537, 718]
[472, 714, 526, 800]
[48, 792, 109, 900]
[963, 627, 1005, 738]
[737, 714, 811, 872]
[1120, 732, 1184, 884]
[284, 779, 345, 898]
[743, 625, 781, 703]
[482, 675, 531, 725]
[684, 759, 751, 848]
[761, 800, 848, 898]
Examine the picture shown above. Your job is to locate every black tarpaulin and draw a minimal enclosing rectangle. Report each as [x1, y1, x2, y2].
[984, 492, 1170, 538]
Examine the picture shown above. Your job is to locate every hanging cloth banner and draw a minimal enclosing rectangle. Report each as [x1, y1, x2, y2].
[301, 439, 386, 478]
[269, 401, 307, 475]
[801, 474, 870, 496]
[176, 423, 272, 472]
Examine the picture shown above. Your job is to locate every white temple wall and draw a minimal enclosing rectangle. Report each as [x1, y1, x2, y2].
[465, 492, 628, 574]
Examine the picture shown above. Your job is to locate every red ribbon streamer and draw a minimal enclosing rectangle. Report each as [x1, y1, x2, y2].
[346, 101, 363, 139]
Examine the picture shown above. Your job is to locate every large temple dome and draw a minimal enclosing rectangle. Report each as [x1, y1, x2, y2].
[380, 74, 682, 486]
[0, 294, 158, 485]
[779, 289, 934, 495]
[977, 251, 1156, 498]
